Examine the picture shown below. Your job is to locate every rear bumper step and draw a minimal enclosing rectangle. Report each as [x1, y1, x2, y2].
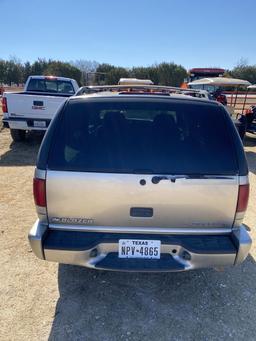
[28, 221, 252, 272]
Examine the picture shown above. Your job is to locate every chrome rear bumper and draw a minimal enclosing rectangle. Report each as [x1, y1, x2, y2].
[3, 118, 49, 131]
[28, 220, 252, 272]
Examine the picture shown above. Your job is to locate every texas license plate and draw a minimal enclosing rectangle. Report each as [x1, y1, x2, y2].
[118, 239, 161, 259]
[33, 120, 46, 128]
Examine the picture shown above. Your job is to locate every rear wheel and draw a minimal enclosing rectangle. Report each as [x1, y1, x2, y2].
[10, 129, 26, 142]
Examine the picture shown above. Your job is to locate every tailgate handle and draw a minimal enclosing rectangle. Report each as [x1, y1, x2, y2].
[152, 175, 233, 184]
[33, 100, 44, 106]
[130, 207, 153, 218]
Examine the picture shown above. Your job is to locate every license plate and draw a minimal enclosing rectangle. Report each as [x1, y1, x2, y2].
[33, 120, 46, 128]
[118, 239, 161, 259]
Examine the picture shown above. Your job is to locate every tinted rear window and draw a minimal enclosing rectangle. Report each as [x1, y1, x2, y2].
[27, 79, 74, 94]
[48, 99, 238, 175]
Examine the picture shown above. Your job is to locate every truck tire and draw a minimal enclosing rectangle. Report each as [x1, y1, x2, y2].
[10, 129, 26, 142]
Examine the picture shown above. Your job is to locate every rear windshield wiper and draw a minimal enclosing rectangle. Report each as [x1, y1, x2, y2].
[151, 175, 188, 184]
[151, 174, 234, 184]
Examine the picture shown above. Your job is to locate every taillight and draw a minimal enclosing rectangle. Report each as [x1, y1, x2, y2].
[236, 184, 249, 213]
[2, 97, 8, 113]
[44, 76, 57, 80]
[33, 178, 46, 207]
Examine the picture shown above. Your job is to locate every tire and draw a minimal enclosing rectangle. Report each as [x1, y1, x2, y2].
[10, 129, 26, 142]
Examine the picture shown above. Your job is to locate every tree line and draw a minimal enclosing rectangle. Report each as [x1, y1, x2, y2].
[1, 57, 256, 87]
[95, 62, 187, 87]
[0, 58, 187, 86]
[0, 58, 82, 86]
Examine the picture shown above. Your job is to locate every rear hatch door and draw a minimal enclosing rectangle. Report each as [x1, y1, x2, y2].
[46, 98, 239, 231]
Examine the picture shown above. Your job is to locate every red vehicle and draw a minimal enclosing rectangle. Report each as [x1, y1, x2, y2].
[181, 68, 225, 87]
[181, 68, 227, 105]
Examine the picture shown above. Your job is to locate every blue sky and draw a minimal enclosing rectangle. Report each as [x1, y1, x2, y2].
[1, 0, 255, 70]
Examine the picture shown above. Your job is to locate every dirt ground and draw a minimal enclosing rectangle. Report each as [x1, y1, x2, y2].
[1, 114, 256, 341]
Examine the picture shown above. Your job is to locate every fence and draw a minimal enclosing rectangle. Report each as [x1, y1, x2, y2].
[225, 91, 256, 114]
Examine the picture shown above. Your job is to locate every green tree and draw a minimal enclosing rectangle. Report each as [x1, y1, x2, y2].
[5, 60, 22, 85]
[30, 58, 49, 75]
[157, 62, 187, 86]
[130, 63, 187, 86]
[95, 63, 116, 84]
[107, 67, 129, 84]
[231, 60, 256, 84]
[131, 66, 159, 84]
[0, 60, 6, 84]
[95, 64, 129, 84]
[22, 61, 32, 83]
[44, 61, 82, 84]
[96, 63, 116, 74]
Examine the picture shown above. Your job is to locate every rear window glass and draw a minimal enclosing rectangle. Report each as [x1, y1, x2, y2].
[48, 100, 238, 175]
[27, 79, 74, 94]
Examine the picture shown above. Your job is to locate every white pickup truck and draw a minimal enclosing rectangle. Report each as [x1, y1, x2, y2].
[2, 75, 79, 141]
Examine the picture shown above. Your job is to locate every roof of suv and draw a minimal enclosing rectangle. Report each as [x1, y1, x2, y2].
[74, 84, 218, 105]
[72, 91, 218, 106]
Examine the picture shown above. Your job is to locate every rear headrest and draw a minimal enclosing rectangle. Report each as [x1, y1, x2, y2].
[153, 114, 175, 129]
[153, 114, 179, 139]
[63, 84, 72, 93]
[66, 114, 89, 149]
[103, 111, 126, 130]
